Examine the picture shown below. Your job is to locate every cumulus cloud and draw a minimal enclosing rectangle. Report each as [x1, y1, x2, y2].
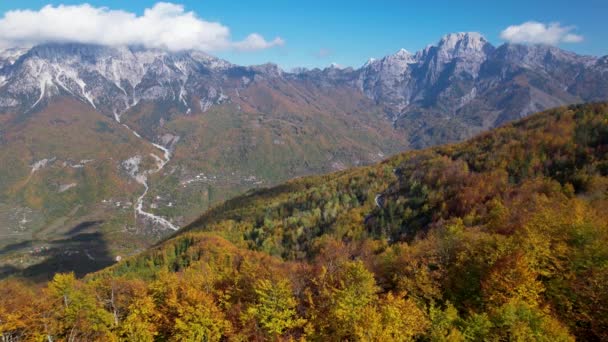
[232, 33, 285, 51]
[0, 2, 285, 52]
[500, 21, 583, 45]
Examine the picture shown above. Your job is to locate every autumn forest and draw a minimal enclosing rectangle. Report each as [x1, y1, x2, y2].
[2, 103, 608, 341]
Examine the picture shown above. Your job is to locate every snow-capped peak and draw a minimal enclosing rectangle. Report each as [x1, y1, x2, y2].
[363, 58, 377, 67]
[395, 48, 412, 57]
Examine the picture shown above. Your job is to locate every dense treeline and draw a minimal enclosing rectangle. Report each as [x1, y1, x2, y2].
[0, 232, 583, 341]
[2, 103, 608, 341]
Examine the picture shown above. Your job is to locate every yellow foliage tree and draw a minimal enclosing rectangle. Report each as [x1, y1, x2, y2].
[245, 278, 305, 339]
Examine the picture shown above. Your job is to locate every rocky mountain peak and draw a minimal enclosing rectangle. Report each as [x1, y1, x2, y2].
[363, 58, 377, 67]
[431, 32, 493, 61]
[386, 48, 416, 64]
[439, 32, 487, 48]
[394, 48, 413, 57]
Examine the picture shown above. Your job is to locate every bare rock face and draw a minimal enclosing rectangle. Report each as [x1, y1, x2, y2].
[0, 43, 234, 116]
[353, 32, 604, 128]
[355, 32, 495, 116]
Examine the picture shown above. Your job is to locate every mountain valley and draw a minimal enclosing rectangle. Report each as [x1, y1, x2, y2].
[1, 32, 607, 279]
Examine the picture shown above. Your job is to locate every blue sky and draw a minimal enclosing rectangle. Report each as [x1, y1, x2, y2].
[0, 0, 606, 69]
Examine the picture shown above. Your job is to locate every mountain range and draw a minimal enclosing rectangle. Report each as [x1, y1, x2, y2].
[3, 32, 607, 142]
[1, 32, 607, 278]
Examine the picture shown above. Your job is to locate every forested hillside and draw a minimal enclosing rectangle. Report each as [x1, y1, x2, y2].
[1, 103, 607, 341]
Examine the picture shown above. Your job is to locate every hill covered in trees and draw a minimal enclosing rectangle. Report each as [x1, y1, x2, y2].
[2, 103, 608, 341]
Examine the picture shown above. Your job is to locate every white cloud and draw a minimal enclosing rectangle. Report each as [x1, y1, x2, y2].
[500, 21, 583, 45]
[232, 33, 285, 51]
[0, 2, 285, 52]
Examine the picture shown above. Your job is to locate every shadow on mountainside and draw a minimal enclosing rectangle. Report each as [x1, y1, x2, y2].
[65, 220, 105, 235]
[0, 240, 33, 254]
[0, 227, 116, 283]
